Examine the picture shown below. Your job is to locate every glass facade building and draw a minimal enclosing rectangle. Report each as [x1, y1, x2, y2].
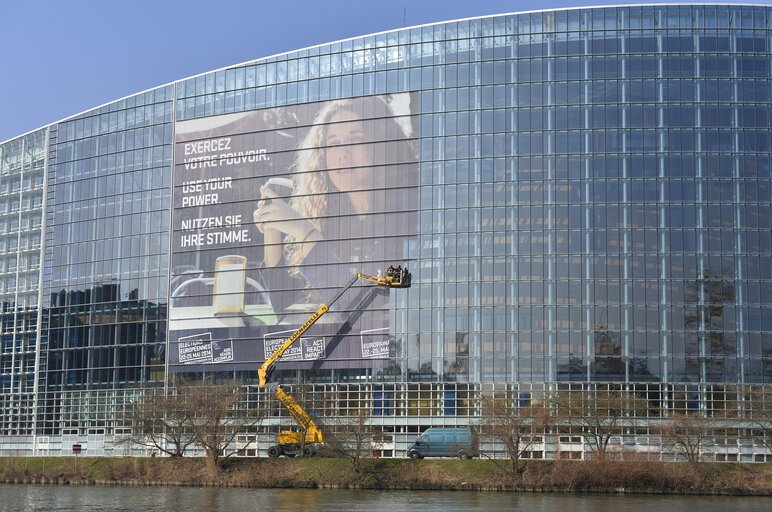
[1, 4, 771, 459]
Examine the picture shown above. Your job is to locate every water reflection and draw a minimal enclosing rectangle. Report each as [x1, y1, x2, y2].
[1, 486, 771, 512]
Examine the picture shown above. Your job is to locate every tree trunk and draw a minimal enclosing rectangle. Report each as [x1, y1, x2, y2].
[205, 448, 219, 478]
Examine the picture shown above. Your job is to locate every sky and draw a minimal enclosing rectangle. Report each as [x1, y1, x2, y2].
[0, 0, 762, 142]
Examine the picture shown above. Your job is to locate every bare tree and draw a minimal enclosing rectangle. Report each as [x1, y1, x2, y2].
[658, 413, 712, 464]
[553, 388, 645, 461]
[481, 396, 549, 480]
[118, 380, 263, 473]
[747, 388, 772, 453]
[327, 409, 378, 474]
[118, 390, 195, 457]
[179, 380, 259, 477]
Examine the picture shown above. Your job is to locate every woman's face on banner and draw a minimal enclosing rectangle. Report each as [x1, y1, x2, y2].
[325, 109, 370, 192]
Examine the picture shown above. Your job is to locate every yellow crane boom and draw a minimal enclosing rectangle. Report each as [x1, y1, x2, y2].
[258, 267, 411, 388]
[259, 266, 411, 457]
[274, 386, 323, 446]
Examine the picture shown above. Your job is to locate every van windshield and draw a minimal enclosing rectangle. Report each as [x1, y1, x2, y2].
[416, 435, 427, 443]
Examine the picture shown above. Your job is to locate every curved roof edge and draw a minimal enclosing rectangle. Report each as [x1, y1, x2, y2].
[2, 2, 770, 146]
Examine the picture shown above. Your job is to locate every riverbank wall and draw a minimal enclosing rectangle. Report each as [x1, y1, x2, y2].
[1, 457, 771, 495]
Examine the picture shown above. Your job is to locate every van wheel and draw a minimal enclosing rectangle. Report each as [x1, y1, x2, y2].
[457, 450, 470, 460]
[267, 445, 281, 458]
[409, 451, 422, 460]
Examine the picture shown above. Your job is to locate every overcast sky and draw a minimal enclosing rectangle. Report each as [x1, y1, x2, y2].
[0, 0, 758, 142]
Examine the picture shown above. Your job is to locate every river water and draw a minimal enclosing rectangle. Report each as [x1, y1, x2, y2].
[0, 485, 769, 512]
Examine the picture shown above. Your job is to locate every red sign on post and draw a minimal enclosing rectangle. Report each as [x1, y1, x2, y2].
[72, 443, 82, 455]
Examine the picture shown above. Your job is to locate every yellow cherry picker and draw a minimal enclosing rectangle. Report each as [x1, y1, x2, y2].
[258, 266, 411, 458]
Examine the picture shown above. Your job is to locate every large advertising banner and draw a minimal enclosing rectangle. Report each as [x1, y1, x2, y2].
[168, 94, 418, 372]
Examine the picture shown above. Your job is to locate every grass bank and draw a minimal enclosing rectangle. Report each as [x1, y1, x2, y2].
[1, 456, 771, 495]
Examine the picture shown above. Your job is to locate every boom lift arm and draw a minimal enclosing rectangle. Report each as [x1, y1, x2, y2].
[274, 386, 324, 446]
[257, 267, 411, 388]
[258, 266, 411, 457]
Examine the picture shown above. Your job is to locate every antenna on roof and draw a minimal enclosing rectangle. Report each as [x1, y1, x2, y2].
[403, 7, 407, 27]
